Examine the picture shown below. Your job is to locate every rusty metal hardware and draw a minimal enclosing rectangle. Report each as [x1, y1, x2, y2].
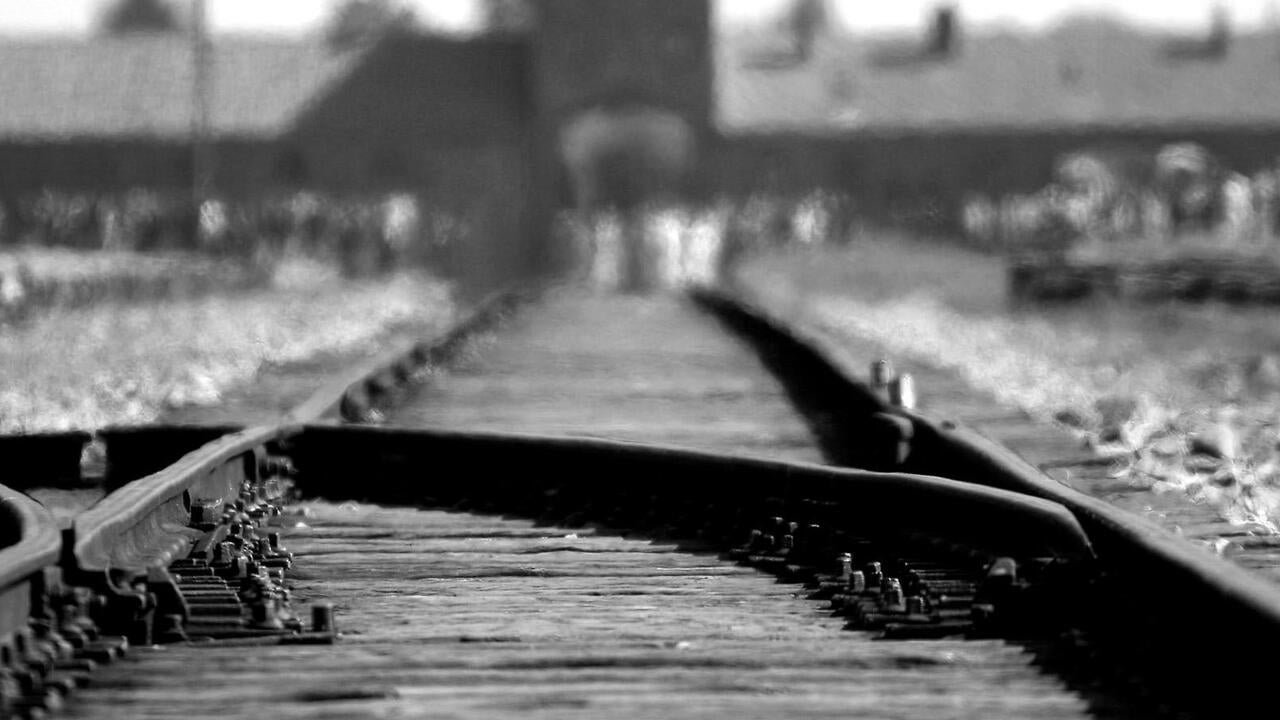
[870, 359, 894, 391]
[863, 561, 883, 589]
[311, 602, 336, 635]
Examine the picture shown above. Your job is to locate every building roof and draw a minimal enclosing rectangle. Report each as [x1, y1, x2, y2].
[5, 22, 1280, 142]
[0, 36, 362, 140]
[718, 22, 1280, 134]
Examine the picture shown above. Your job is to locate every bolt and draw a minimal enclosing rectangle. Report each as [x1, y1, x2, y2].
[889, 373, 917, 410]
[213, 542, 234, 564]
[881, 578, 905, 610]
[251, 601, 284, 630]
[267, 532, 292, 561]
[213, 555, 249, 580]
[311, 602, 336, 634]
[847, 570, 866, 593]
[864, 561, 883, 588]
[837, 553, 853, 582]
[870, 359, 894, 389]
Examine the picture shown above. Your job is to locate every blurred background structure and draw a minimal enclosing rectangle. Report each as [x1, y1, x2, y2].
[4, 1, 1280, 287]
[0, 0, 713, 290]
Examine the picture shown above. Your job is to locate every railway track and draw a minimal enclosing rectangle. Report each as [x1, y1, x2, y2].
[2, 285, 1276, 718]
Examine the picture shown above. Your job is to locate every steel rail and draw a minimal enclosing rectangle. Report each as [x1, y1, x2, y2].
[692, 286, 1280, 610]
[8, 288, 529, 650]
[0, 482, 60, 637]
[692, 285, 1280, 716]
[71, 425, 282, 574]
[10, 281, 1274, 717]
[292, 424, 1096, 562]
[906, 418, 1280, 621]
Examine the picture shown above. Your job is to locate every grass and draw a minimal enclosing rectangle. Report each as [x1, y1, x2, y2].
[0, 260, 453, 433]
[0, 247, 240, 283]
[736, 232, 1280, 531]
[1, 247, 262, 320]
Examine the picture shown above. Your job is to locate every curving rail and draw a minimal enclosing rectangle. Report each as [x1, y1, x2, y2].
[0, 482, 96, 718]
[0, 482, 60, 638]
[693, 285, 1280, 717]
[293, 425, 1096, 562]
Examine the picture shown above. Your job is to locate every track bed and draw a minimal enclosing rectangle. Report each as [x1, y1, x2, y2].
[65, 502, 1100, 720]
[9, 288, 1275, 720]
[384, 291, 821, 462]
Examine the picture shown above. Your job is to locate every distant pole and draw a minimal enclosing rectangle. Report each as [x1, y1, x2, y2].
[191, 0, 211, 208]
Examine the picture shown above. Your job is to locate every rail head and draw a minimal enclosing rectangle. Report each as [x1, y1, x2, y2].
[0, 482, 60, 594]
[291, 424, 1096, 562]
[0, 482, 61, 638]
[72, 425, 283, 573]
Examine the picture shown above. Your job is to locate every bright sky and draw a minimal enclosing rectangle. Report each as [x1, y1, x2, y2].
[0, 0, 1274, 36]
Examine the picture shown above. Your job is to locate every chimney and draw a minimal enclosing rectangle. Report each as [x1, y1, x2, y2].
[1207, 5, 1230, 56]
[927, 5, 958, 57]
[1162, 5, 1231, 60]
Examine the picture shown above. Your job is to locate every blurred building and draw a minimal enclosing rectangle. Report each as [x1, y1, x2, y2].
[716, 10, 1280, 231]
[0, 34, 534, 192]
[2, 0, 1280, 256]
[0, 0, 710, 279]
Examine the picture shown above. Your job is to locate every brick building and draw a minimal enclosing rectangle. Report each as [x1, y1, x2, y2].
[714, 14, 1280, 230]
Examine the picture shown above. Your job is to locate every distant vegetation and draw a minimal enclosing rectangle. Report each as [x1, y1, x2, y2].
[0, 268, 452, 433]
